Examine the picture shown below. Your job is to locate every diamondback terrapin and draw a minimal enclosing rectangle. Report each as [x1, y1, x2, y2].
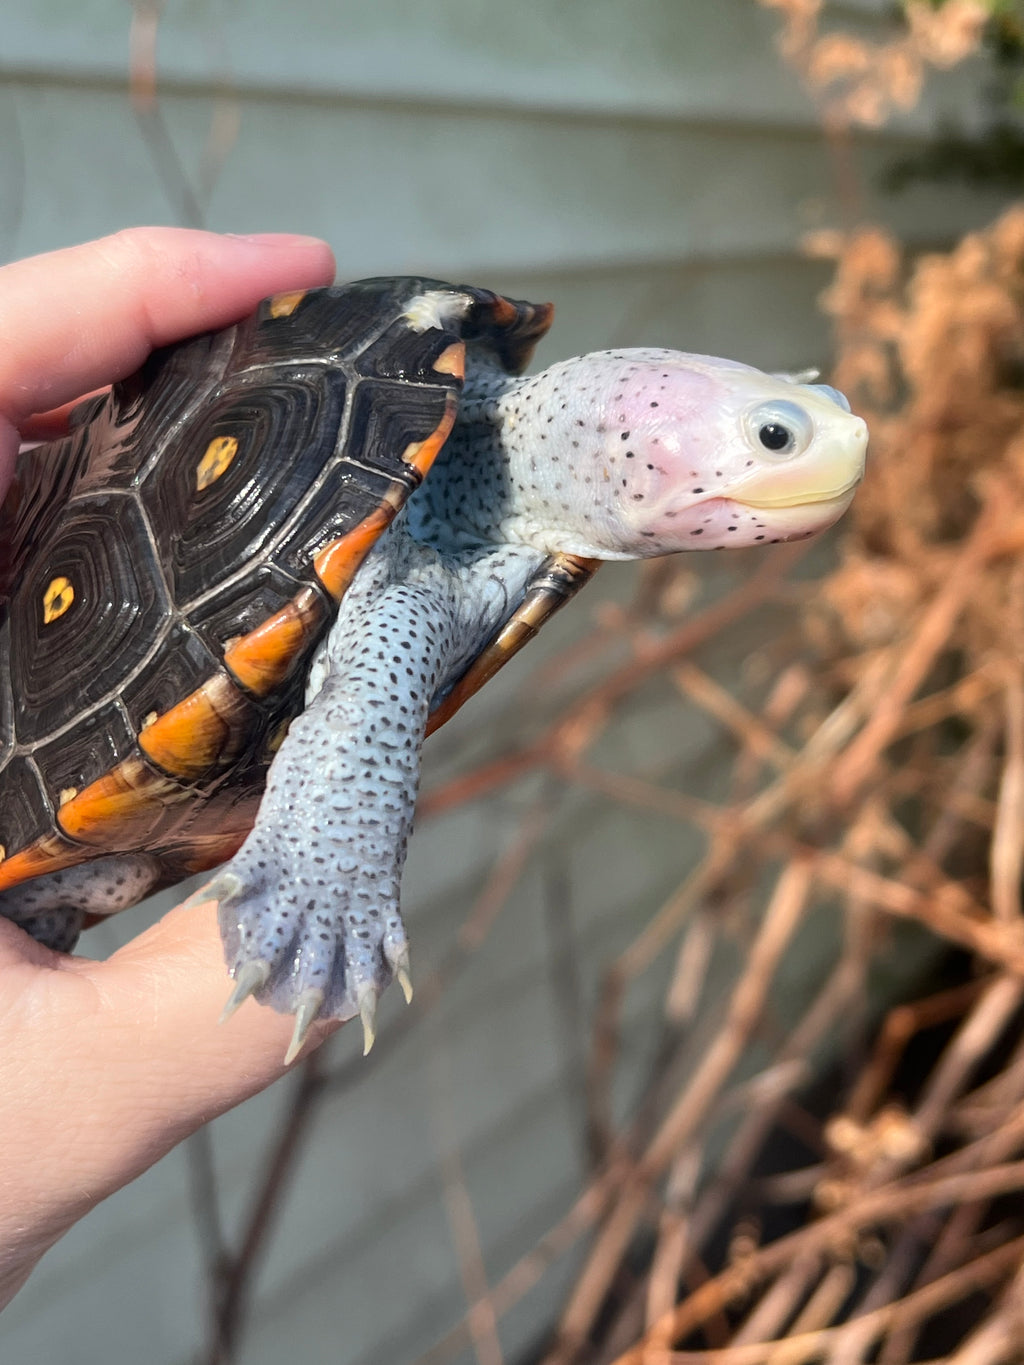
[0, 277, 867, 1061]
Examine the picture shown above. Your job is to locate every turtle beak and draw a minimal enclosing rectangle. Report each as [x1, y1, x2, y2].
[729, 418, 867, 513]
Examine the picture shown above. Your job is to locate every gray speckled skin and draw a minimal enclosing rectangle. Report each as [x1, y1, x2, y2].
[1, 332, 866, 1055]
[0, 854, 161, 952]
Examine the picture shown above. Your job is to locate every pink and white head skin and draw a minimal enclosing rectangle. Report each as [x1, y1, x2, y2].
[442, 347, 868, 559]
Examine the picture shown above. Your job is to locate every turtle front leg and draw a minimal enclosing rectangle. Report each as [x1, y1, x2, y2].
[211, 584, 449, 1061]
[208, 541, 542, 1062]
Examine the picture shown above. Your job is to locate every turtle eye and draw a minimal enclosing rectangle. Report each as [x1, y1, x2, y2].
[758, 422, 791, 452]
[745, 400, 814, 461]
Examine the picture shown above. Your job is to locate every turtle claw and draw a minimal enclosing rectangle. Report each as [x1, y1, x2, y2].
[356, 981, 378, 1055]
[396, 966, 414, 1006]
[220, 958, 271, 1023]
[385, 941, 414, 1004]
[284, 987, 325, 1065]
[188, 871, 244, 912]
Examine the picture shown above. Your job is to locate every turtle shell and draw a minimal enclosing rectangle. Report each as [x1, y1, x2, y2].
[0, 277, 553, 895]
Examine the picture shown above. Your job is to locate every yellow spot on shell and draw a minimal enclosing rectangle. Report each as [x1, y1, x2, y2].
[196, 436, 239, 491]
[43, 576, 74, 624]
[59, 787, 78, 806]
[268, 290, 306, 319]
[0, 845, 6, 864]
[141, 711, 158, 730]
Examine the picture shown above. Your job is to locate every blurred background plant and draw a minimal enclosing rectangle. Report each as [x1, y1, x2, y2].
[763, 0, 992, 129]
[4, 2, 1024, 1364]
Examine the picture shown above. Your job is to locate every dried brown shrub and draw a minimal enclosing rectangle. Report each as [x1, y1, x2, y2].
[759, 0, 989, 127]
[813, 212, 1024, 661]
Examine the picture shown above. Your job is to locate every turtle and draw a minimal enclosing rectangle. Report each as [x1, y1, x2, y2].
[0, 276, 868, 1061]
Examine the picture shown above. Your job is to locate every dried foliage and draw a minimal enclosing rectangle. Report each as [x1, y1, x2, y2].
[758, 0, 990, 127]
[531, 207, 1024, 1365]
[513, 212, 1024, 1365]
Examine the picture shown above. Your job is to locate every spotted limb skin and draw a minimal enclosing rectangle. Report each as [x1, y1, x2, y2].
[210, 340, 866, 1061]
[0, 294, 867, 1064]
[212, 528, 544, 1060]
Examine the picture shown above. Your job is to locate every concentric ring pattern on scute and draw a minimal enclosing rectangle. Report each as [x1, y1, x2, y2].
[0, 653, 13, 769]
[94, 329, 235, 493]
[141, 368, 347, 605]
[10, 492, 169, 744]
[0, 277, 532, 879]
[0, 424, 92, 605]
[229, 280, 418, 372]
[346, 379, 454, 482]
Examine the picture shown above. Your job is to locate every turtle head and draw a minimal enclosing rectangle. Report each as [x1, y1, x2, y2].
[498, 349, 867, 559]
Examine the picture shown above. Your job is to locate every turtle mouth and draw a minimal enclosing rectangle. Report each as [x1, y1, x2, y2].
[730, 471, 863, 511]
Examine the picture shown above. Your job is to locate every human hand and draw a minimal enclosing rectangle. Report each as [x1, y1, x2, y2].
[0, 227, 339, 1308]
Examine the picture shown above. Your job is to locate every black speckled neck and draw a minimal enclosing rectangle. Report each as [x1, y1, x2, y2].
[406, 352, 520, 554]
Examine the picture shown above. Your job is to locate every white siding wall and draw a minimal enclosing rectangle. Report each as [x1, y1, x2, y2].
[0, 0, 1009, 366]
[0, 3, 1011, 1362]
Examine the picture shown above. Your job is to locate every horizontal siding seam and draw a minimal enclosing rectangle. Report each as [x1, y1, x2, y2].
[0, 64, 972, 142]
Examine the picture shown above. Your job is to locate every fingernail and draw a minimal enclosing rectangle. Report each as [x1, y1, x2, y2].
[226, 232, 329, 249]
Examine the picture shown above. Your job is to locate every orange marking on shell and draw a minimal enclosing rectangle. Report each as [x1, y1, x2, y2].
[533, 301, 555, 331]
[402, 390, 458, 479]
[313, 505, 395, 601]
[223, 589, 326, 695]
[268, 290, 307, 318]
[57, 756, 189, 847]
[138, 673, 252, 777]
[433, 341, 465, 379]
[490, 295, 518, 327]
[0, 835, 86, 891]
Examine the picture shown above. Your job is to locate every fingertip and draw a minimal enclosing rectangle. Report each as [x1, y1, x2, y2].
[0, 227, 337, 422]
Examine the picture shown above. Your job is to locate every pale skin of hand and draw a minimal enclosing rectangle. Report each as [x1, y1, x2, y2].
[0, 227, 344, 1309]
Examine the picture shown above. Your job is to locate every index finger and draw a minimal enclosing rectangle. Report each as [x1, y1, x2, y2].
[0, 227, 336, 425]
